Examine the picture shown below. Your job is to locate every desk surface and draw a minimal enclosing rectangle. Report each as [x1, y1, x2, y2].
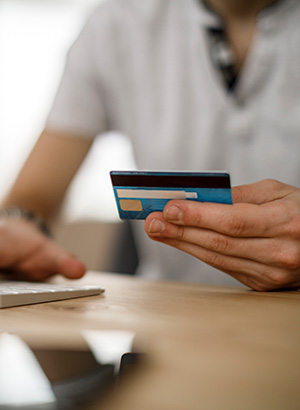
[0, 272, 299, 410]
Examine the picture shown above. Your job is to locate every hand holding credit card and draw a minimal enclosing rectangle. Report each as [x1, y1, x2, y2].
[110, 171, 232, 220]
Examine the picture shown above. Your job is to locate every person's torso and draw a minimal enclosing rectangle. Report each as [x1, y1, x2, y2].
[58, 0, 300, 285]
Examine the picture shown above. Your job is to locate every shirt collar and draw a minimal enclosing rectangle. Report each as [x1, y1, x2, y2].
[191, 0, 296, 28]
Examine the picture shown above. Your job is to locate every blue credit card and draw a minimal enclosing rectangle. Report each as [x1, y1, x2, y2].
[110, 171, 232, 220]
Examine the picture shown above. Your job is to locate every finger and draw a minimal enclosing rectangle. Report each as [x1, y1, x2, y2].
[149, 236, 298, 291]
[54, 252, 87, 279]
[0, 218, 86, 280]
[232, 179, 294, 204]
[146, 216, 300, 269]
[160, 200, 287, 238]
[15, 240, 86, 280]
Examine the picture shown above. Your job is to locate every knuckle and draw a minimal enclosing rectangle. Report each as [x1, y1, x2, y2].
[205, 251, 224, 269]
[209, 234, 230, 253]
[271, 273, 290, 288]
[250, 282, 270, 292]
[231, 185, 243, 203]
[187, 209, 202, 227]
[263, 267, 291, 289]
[264, 178, 283, 191]
[285, 216, 300, 239]
[175, 225, 185, 241]
[223, 215, 247, 236]
[275, 199, 300, 239]
[276, 247, 300, 270]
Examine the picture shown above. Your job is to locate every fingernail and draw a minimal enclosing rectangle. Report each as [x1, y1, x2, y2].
[148, 218, 165, 234]
[164, 205, 182, 221]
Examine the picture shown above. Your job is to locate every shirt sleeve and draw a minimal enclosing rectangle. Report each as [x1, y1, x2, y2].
[46, 9, 109, 139]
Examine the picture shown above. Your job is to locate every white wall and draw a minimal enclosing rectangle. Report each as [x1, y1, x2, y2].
[0, 0, 136, 222]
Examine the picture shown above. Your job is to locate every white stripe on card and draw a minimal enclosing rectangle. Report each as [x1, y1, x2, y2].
[117, 189, 197, 199]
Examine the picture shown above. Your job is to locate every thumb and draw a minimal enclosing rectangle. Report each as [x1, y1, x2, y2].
[232, 179, 294, 205]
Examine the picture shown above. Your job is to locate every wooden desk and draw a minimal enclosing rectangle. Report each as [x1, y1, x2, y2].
[0, 272, 299, 410]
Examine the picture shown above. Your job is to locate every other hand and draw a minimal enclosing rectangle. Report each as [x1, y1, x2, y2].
[145, 179, 300, 291]
[0, 218, 86, 281]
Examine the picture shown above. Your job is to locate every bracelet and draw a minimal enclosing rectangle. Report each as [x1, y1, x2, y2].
[0, 207, 52, 237]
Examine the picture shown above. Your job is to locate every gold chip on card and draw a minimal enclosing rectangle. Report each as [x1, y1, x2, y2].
[119, 199, 143, 211]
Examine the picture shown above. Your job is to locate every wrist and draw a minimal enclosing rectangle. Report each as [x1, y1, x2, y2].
[0, 207, 52, 237]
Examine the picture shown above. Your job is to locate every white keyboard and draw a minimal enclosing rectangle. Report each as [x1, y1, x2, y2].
[0, 281, 105, 308]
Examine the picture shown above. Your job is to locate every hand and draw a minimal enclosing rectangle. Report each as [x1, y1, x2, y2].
[0, 218, 86, 281]
[145, 179, 300, 291]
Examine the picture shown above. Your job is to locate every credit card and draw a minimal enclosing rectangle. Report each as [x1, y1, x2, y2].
[110, 171, 232, 220]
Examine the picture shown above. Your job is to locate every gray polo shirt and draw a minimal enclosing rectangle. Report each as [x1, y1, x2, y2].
[47, 0, 300, 286]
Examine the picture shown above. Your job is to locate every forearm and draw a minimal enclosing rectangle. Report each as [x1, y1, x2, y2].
[2, 129, 93, 219]
[0, 128, 92, 280]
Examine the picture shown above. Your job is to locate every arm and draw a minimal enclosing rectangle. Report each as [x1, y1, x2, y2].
[2, 129, 92, 217]
[0, 5, 112, 281]
[144, 179, 300, 291]
[0, 129, 93, 280]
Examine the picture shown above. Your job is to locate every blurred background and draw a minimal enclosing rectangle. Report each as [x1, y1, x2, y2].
[0, 0, 137, 271]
